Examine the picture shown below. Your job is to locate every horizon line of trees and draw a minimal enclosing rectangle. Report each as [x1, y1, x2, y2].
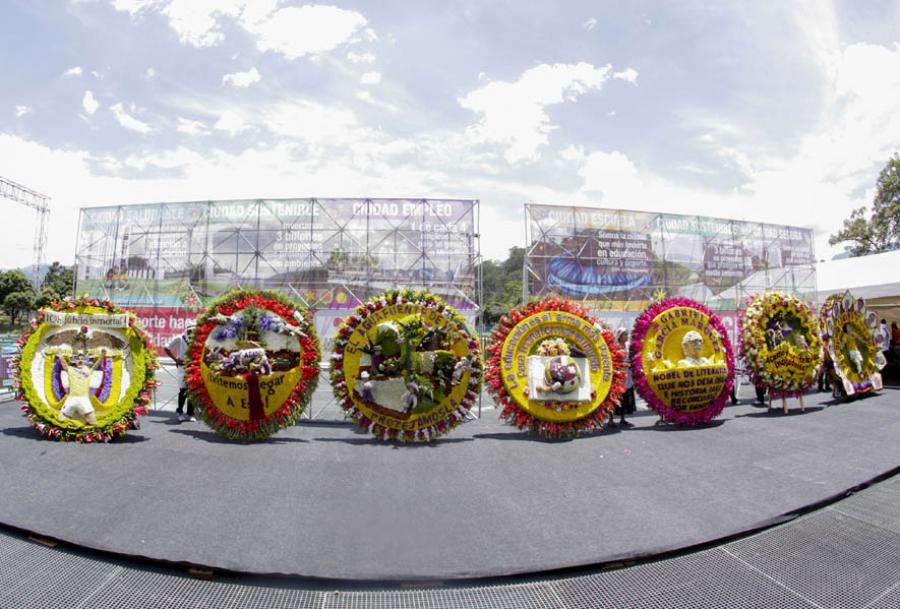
[0, 262, 74, 324]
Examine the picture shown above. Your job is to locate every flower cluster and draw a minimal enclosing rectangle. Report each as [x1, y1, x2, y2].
[13, 296, 158, 443]
[330, 289, 483, 442]
[819, 291, 883, 393]
[184, 290, 320, 441]
[739, 292, 823, 396]
[630, 298, 735, 425]
[537, 337, 571, 357]
[484, 298, 626, 439]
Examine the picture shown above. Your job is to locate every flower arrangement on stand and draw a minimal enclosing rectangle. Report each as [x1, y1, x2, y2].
[13, 296, 158, 442]
[485, 297, 625, 439]
[630, 298, 734, 425]
[185, 289, 320, 441]
[819, 291, 885, 397]
[739, 292, 823, 404]
[330, 289, 482, 442]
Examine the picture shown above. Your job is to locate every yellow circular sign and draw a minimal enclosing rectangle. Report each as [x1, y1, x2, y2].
[341, 303, 477, 433]
[200, 361, 304, 421]
[832, 310, 876, 386]
[499, 311, 614, 422]
[640, 306, 728, 412]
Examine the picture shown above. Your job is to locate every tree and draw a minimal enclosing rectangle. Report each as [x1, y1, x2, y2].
[42, 262, 74, 299]
[0, 270, 33, 305]
[478, 247, 525, 326]
[830, 155, 900, 256]
[3, 291, 35, 324]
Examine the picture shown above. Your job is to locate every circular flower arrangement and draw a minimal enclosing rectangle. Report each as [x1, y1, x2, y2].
[485, 298, 625, 439]
[820, 291, 885, 396]
[13, 297, 158, 442]
[630, 298, 735, 425]
[185, 290, 320, 441]
[739, 292, 823, 396]
[330, 289, 482, 442]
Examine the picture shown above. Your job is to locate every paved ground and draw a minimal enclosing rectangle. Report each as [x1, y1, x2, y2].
[1, 386, 899, 580]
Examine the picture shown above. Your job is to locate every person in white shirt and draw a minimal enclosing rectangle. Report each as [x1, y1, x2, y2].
[165, 321, 196, 422]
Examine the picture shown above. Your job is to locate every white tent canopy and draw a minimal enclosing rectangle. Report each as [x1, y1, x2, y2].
[817, 250, 900, 323]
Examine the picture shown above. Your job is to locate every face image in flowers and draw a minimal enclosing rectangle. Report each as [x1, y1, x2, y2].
[677, 331, 709, 367]
[764, 313, 810, 351]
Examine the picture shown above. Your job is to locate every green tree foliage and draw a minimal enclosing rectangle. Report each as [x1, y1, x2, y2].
[42, 262, 74, 299]
[0, 270, 33, 304]
[3, 291, 35, 324]
[479, 247, 524, 326]
[830, 155, 900, 256]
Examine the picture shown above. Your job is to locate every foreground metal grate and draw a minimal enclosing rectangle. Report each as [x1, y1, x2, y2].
[550, 550, 813, 609]
[724, 508, 900, 608]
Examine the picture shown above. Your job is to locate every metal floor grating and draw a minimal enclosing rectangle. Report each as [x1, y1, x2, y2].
[2, 475, 900, 609]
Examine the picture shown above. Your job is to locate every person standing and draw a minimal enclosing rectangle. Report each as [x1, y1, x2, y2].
[610, 328, 635, 428]
[880, 319, 892, 362]
[165, 321, 196, 422]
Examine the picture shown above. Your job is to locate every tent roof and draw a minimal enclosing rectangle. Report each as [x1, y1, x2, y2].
[817, 249, 900, 303]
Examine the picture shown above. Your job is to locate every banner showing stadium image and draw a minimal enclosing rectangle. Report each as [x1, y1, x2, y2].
[524, 204, 817, 334]
[73, 199, 480, 361]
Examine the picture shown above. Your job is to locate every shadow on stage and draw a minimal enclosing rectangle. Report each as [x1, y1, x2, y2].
[735, 406, 824, 418]
[631, 419, 727, 432]
[168, 428, 308, 444]
[313, 435, 474, 447]
[1, 425, 150, 443]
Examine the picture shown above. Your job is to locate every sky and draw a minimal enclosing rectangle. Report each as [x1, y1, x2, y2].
[1, 0, 900, 269]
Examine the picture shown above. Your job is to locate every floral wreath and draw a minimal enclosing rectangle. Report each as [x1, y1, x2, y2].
[330, 289, 483, 442]
[485, 298, 625, 439]
[13, 296, 158, 443]
[630, 298, 735, 425]
[739, 292, 823, 396]
[819, 291, 884, 394]
[185, 290, 320, 441]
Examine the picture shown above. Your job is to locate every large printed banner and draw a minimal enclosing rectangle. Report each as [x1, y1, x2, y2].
[75, 198, 479, 354]
[525, 205, 816, 312]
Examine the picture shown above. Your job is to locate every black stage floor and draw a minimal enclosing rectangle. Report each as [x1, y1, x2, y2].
[1, 389, 899, 581]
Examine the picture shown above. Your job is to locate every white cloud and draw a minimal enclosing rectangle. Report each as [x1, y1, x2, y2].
[82, 90, 99, 115]
[145, 67, 157, 79]
[222, 67, 262, 87]
[15, 105, 32, 117]
[62, 66, 83, 77]
[109, 1, 370, 59]
[347, 51, 376, 63]
[213, 110, 251, 135]
[110, 103, 152, 133]
[356, 90, 398, 113]
[247, 5, 368, 59]
[612, 68, 639, 84]
[459, 62, 612, 163]
[176, 117, 212, 135]
[360, 70, 382, 85]
[582, 18, 597, 31]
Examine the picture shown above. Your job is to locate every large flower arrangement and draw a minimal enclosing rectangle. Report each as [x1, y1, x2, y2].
[485, 298, 625, 439]
[330, 289, 482, 442]
[739, 292, 823, 396]
[819, 291, 885, 396]
[630, 298, 735, 425]
[13, 297, 158, 442]
[185, 290, 320, 441]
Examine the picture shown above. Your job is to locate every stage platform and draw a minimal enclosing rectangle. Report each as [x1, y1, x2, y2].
[1, 389, 899, 581]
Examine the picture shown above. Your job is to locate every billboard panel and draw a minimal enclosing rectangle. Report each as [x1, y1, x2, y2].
[525, 204, 816, 318]
[75, 199, 479, 353]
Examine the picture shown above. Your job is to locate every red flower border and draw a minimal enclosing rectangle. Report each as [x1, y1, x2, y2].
[330, 289, 483, 442]
[13, 296, 158, 443]
[630, 298, 735, 425]
[485, 298, 626, 439]
[185, 289, 320, 441]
